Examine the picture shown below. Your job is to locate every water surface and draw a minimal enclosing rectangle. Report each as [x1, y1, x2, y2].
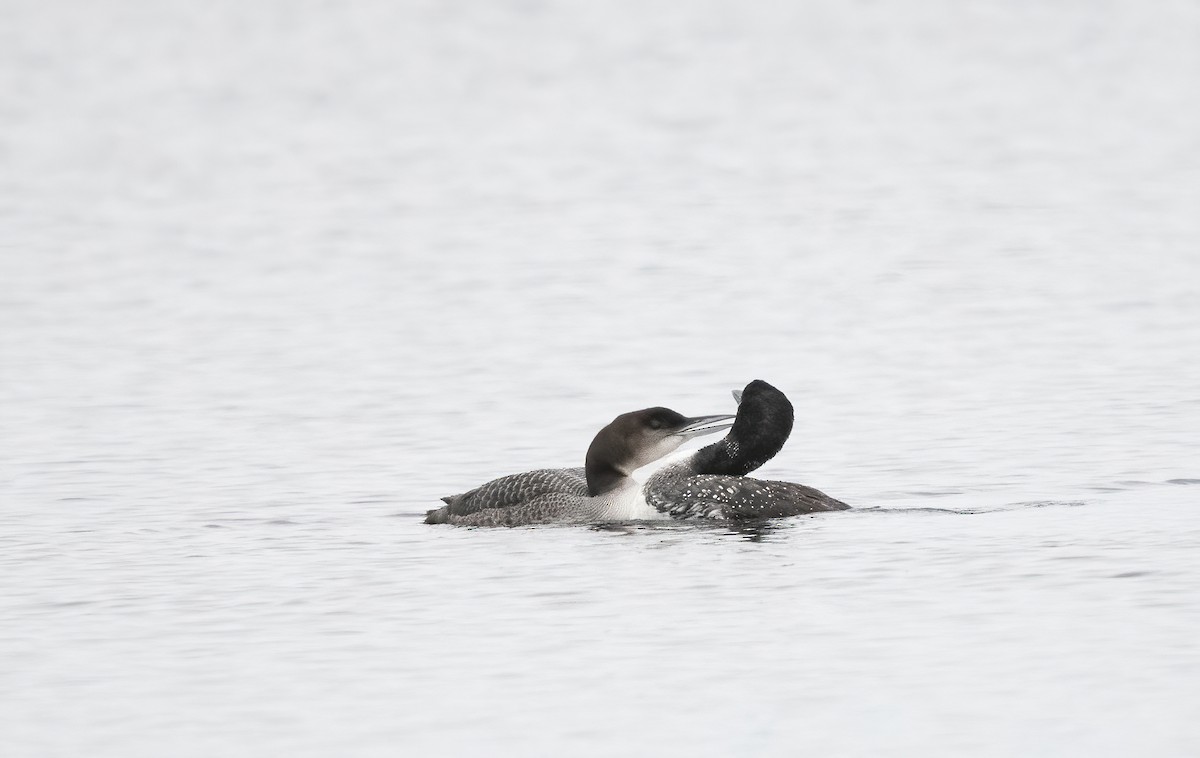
[2, 1, 1199, 755]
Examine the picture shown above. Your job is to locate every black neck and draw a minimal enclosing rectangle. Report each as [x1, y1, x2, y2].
[690, 438, 760, 476]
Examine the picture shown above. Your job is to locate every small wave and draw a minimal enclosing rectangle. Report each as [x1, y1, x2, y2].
[847, 505, 987, 515]
[1006, 499, 1088, 510]
[848, 500, 1088, 516]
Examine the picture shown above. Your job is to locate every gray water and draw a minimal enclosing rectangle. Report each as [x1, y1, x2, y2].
[3, 1, 1199, 755]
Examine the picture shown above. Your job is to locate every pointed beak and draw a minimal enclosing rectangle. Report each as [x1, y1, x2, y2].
[732, 389, 744, 405]
[673, 413, 736, 440]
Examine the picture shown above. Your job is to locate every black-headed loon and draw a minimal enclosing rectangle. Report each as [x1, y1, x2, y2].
[426, 407, 735, 526]
[642, 380, 850, 518]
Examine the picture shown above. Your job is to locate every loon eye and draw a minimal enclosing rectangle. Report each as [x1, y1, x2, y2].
[647, 417, 663, 430]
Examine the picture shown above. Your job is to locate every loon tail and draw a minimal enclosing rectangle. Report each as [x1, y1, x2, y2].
[425, 490, 471, 523]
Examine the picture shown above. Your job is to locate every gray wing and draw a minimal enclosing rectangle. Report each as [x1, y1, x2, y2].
[434, 492, 595, 527]
[426, 467, 587, 524]
[645, 474, 851, 520]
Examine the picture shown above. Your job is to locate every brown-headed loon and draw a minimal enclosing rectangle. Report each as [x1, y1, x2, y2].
[425, 407, 735, 526]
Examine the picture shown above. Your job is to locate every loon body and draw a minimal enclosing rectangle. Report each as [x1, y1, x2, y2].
[643, 380, 851, 519]
[426, 408, 734, 526]
[437, 467, 587, 515]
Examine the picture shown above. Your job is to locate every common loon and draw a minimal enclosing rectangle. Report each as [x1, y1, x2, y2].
[426, 407, 735, 526]
[642, 380, 851, 518]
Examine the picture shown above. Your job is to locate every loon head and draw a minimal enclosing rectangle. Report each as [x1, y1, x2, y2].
[584, 407, 736, 496]
[697, 379, 795, 476]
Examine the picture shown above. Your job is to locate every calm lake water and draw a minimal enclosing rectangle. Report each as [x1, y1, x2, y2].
[3, 1, 1199, 755]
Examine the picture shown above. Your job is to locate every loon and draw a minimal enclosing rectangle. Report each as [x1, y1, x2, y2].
[642, 380, 851, 519]
[426, 407, 735, 526]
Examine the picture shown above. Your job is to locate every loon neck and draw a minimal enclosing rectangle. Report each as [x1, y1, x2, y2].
[584, 423, 635, 497]
[690, 438, 761, 476]
[584, 461, 629, 497]
[689, 418, 791, 476]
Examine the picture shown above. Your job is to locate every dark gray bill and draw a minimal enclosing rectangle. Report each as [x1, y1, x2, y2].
[675, 414, 736, 440]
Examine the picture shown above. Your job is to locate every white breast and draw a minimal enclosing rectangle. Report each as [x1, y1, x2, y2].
[598, 481, 670, 521]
